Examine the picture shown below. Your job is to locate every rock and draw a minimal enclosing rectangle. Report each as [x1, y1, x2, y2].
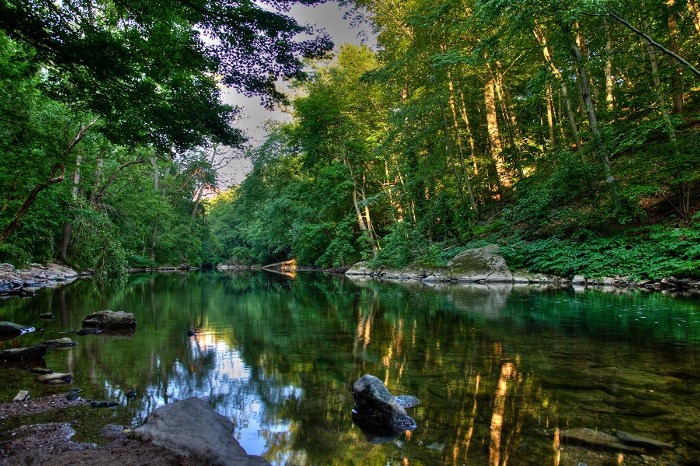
[131, 397, 270, 465]
[13, 390, 30, 402]
[66, 389, 82, 401]
[31, 367, 54, 374]
[616, 431, 673, 449]
[38, 372, 73, 385]
[82, 310, 136, 332]
[443, 244, 513, 283]
[76, 328, 102, 336]
[352, 374, 418, 439]
[572, 275, 587, 285]
[345, 261, 377, 276]
[394, 395, 421, 408]
[38, 312, 55, 319]
[40, 338, 78, 348]
[0, 321, 35, 339]
[0, 345, 48, 362]
[125, 389, 137, 398]
[560, 428, 641, 452]
[90, 400, 121, 408]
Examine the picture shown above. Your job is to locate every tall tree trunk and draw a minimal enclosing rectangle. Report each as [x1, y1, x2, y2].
[151, 156, 160, 191]
[667, 0, 684, 114]
[533, 27, 583, 152]
[458, 86, 479, 174]
[484, 75, 510, 192]
[447, 81, 478, 211]
[344, 153, 378, 255]
[604, 21, 615, 111]
[492, 63, 525, 179]
[90, 155, 102, 205]
[545, 82, 556, 146]
[60, 153, 82, 261]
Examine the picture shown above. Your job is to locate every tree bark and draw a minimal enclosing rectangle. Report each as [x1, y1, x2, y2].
[604, 21, 615, 111]
[60, 153, 82, 261]
[484, 75, 510, 192]
[533, 26, 583, 151]
[667, 0, 684, 114]
[447, 80, 478, 211]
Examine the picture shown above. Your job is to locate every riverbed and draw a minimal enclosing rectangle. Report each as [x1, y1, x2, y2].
[1, 271, 699, 465]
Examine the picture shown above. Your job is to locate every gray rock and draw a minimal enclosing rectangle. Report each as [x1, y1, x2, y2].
[82, 311, 136, 331]
[345, 261, 377, 276]
[38, 372, 73, 385]
[352, 374, 418, 434]
[132, 397, 269, 466]
[13, 390, 30, 402]
[572, 275, 587, 285]
[616, 431, 673, 449]
[443, 244, 513, 283]
[90, 400, 121, 408]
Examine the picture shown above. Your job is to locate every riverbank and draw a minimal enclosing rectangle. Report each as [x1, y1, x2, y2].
[0, 264, 83, 299]
[344, 244, 700, 294]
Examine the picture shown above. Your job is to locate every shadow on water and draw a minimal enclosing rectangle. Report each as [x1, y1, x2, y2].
[1, 271, 699, 465]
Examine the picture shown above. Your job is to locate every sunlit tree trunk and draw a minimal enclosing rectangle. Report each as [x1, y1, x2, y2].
[667, 0, 684, 114]
[447, 79, 478, 211]
[545, 82, 556, 146]
[484, 75, 510, 192]
[604, 21, 615, 111]
[533, 27, 582, 151]
[458, 86, 479, 174]
[492, 62, 524, 179]
[688, 0, 700, 34]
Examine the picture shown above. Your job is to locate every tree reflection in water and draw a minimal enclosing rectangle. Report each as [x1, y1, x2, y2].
[1, 271, 699, 465]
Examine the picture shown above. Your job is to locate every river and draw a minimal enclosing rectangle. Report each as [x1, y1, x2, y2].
[1, 271, 699, 465]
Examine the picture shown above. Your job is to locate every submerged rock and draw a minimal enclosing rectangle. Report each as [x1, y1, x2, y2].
[82, 311, 136, 332]
[40, 338, 78, 348]
[0, 345, 48, 362]
[560, 428, 641, 452]
[90, 400, 121, 408]
[616, 431, 673, 449]
[131, 397, 270, 465]
[37, 372, 73, 385]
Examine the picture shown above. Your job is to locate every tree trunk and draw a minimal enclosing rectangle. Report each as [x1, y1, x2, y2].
[458, 86, 479, 174]
[604, 21, 615, 111]
[533, 26, 583, 151]
[60, 153, 82, 261]
[688, 0, 700, 34]
[484, 75, 510, 192]
[344, 153, 378, 255]
[545, 82, 556, 146]
[667, 0, 684, 114]
[447, 80, 478, 211]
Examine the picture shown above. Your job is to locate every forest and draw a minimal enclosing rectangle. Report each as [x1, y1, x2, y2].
[2, 0, 700, 281]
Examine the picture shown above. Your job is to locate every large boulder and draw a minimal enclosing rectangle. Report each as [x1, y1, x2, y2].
[82, 311, 136, 332]
[352, 374, 418, 442]
[441, 244, 513, 283]
[131, 397, 269, 466]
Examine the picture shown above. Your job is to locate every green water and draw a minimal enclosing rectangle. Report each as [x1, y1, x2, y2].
[1, 271, 699, 465]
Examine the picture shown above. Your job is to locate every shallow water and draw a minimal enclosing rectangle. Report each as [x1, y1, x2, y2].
[1, 271, 699, 465]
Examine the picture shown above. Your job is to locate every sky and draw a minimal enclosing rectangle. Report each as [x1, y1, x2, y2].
[217, 1, 375, 186]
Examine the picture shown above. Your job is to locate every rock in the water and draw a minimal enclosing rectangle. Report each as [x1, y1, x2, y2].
[39, 312, 55, 319]
[131, 397, 270, 465]
[81, 310, 136, 332]
[66, 388, 82, 401]
[0, 345, 48, 362]
[352, 374, 418, 441]
[444, 244, 513, 282]
[37, 372, 73, 385]
[394, 395, 421, 409]
[560, 428, 641, 452]
[41, 338, 78, 348]
[30, 367, 54, 374]
[0, 321, 35, 340]
[616, 431, 673, 449]
[90, 400, 121, 408]
[76, 328, 102, 336]
[13, 390, 30, 402]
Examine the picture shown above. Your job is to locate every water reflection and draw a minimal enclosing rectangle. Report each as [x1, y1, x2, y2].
[0, 272, 699, 465]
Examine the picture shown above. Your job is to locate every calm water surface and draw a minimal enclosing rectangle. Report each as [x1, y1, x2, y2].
[1, 271, 699, 465]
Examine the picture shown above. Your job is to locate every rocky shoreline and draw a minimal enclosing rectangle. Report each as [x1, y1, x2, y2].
[0, 263, 84, 299]
[345, 244, 700, 293]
